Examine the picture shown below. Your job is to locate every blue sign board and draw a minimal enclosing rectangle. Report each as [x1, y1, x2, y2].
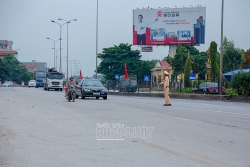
[114, 74, 120, 79]
[144, 75, 150, 82]
[189, 73, 196, 80]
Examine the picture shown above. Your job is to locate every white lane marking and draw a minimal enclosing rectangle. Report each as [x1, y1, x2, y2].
[174, 106, 250, 117]
[110, 99, 250, 117]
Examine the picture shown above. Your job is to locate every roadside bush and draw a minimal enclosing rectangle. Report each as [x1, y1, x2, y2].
[226, 88, 238, 96]
[181, 87, 193, 93]
[231, 72, 250, 96]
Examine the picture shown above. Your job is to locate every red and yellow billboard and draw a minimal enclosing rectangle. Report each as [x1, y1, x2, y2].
[133, 7, 206, 46]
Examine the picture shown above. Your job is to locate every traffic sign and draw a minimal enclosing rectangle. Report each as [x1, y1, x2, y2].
[144, 75, 150, 82]
[189, 73, 196, 80]
[114, 74, 120, 79]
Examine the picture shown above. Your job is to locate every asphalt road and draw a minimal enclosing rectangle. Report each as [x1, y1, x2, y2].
[0, 87, 250, 167]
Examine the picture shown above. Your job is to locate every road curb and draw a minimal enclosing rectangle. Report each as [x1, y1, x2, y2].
[107, 92, 250, 103]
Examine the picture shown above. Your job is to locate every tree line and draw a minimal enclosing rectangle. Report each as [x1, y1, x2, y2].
[0, 54, 32, 84]
[96, 37, 249, 86]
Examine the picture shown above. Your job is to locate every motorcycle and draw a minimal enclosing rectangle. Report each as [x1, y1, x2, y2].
[67, 85, 76, 102]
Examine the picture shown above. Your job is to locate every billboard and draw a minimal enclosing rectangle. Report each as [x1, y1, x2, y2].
[133, 7, 206, 46]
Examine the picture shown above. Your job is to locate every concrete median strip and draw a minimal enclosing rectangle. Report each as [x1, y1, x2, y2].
[107, 92, 250, 103]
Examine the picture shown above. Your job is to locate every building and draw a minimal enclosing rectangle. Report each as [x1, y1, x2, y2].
[151, 60, 172, 82]
[22, 62, 47, 73]
[151, 60, 212, 83]
[0, 40, 18, 59]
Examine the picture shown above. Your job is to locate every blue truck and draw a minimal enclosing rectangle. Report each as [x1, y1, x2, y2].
[34, 71, 46, 88]
[118, 75, 137, 92]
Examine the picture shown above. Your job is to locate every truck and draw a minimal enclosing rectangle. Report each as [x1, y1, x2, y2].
[43, 68, 64, 91]
[118, 75, 137, 92]
[34, 71, 46, 88]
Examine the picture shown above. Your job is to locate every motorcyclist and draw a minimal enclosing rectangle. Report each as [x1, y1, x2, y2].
[65, 77, 76, 97]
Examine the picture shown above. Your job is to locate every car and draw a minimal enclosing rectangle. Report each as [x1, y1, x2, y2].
[2, 81, 14, 87]
[28, 80, 36, 88]
[192, 82, 226, 94]
[76, 79, 108, 100]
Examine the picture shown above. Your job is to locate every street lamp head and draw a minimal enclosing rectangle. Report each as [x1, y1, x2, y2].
[73, 19, 77, 21]
[58, 18, 62, 20]
[67, 21, 71, 24]
[47, 37, 50, 39]
[59, 38, 62, 40]
[51, 20, 55, 23]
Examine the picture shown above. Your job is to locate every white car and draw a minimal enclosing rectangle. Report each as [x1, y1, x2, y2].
[28, 80, 36, 88]
[2, 81, 14, 87]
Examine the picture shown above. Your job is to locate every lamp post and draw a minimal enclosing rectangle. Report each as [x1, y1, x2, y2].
[51, 20, 67, 73]
[74, 62, 80, 76]
[70, 60, 76, 77]
[53, 48, 60, 70]
[96, 0, 99, 79]
[58, 18, 77, 81]
[219, 0, 224, 95]
[47, 38, 60, 68]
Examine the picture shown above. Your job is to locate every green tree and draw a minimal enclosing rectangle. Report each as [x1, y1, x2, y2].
[231, 72, 250, 96]
[184, 45, 199, 56]
[242, 49, 250, 69]
[191, 54, 207, 78]
[184, 57, 192, 87]
[223, 38, 244, 72]
[0, 58, 10, 82]
[172, 45, 188, 78]
[19, 66, 32, 82]
[163, 55, 174, 66]
[134, 60, 155, 80]
[210, 41, 220, 81]
[2, 54, 31, 83]
[97, 43, 141, 80]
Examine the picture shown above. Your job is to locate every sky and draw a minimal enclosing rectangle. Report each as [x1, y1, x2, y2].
[1, 0, 250, 77]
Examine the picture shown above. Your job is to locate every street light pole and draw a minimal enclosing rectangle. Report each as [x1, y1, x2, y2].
[54, 48, 60, 70]
[51, 20, 67, 73]
[70, 60, 76, 77]
[58, 18, 77, 81]
[47, 38, 60, 68]
[96, 0, 98, 79]
[219, 0, 224, 95]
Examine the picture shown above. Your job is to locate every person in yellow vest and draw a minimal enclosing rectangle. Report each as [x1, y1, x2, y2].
[158, 71, 171, 106]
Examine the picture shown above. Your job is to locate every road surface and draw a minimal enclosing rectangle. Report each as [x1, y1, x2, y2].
[0, 87, 249, 167]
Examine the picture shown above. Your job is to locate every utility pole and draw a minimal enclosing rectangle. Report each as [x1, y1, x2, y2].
[219, 0, 224, 95]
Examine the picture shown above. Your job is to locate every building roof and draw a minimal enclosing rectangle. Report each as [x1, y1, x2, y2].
[223, 69, 250, 76]
[22, 62, 47, 71]
[0, 40, 9, 44]
[159, 61, 170, 67]
[0, 49, 17, 56]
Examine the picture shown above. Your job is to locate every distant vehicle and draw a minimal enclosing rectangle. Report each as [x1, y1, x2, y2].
[106, 80, 118, 90]
[192, 82, 226, 94]
[76, 79, 108, 100]
[34, 71, 46, 88]
[43, 68, 64, 91]
[28, 80, 36, 88]
[3, 81, 14, 87]
[118, 75, 137, 92]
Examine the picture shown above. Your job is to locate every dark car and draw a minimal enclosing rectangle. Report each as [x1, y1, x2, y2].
[193, 82, 226, 94]
[75, 79, 108, 100]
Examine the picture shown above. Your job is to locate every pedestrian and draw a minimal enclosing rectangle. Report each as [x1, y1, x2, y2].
[158, 71, 171, 106]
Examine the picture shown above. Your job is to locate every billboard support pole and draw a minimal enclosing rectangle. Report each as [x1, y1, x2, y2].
[169, 45, 177, 57]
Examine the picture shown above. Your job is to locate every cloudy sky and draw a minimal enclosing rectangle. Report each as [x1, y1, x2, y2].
[1, 0, 249, 77]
